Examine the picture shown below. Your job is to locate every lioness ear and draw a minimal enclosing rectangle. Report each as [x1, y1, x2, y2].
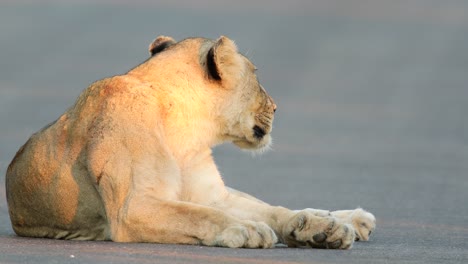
[206, 36, 241, 83]
[149, 36, 176, 56]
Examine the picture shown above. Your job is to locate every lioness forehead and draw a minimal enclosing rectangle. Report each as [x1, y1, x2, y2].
[144, 35, 260, 87]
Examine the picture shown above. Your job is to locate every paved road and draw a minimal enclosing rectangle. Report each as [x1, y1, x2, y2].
[1, 1, 468, 263]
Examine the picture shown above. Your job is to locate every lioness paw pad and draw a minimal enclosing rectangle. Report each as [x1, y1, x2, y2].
[283, 211, 355, 250]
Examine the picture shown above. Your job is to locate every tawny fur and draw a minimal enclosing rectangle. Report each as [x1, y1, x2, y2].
[6, 36, 375, 248]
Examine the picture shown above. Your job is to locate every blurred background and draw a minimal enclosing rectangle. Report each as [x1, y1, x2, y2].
[0, 0, 467, 252]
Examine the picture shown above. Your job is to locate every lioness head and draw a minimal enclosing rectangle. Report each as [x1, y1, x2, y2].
[147, 35, 277, 152]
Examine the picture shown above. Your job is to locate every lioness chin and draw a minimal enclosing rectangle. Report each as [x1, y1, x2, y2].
[6, 35, 375, 249]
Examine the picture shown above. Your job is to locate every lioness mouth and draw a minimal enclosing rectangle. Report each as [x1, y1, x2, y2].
[253, 125, 266, 139]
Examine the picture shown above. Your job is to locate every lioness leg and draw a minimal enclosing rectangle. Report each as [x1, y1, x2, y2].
[213, 189, 355, 249]
[225, 187, 268, 205]
[90, 146, 277, 248]
[109, 197, 277, 248]
[224, 188, 375, 243]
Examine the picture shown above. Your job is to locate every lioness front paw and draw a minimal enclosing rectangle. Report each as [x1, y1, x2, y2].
[215, 221, 277, 248]
[282, 211, 355, 249]
[331, 208, 376, 241]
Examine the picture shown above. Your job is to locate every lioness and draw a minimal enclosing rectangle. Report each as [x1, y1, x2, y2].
[6, 36, 375, 249]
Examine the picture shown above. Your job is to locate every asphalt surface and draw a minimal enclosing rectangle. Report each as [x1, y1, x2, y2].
[1, 1, 468, 263]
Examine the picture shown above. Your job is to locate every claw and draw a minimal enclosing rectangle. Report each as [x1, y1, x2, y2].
[328, 239, 342, 249]
[355, 232, 360, 241]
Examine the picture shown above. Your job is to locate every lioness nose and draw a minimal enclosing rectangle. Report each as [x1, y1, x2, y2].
[273, 103, 277, 113]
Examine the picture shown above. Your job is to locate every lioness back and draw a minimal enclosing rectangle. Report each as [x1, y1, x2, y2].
[5, 78, 119, 240]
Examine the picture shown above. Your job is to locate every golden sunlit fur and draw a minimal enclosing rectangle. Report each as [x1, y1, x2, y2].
[6, 36, 375, 248]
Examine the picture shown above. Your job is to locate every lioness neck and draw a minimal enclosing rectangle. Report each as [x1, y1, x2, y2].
[126, 78, 224, 166]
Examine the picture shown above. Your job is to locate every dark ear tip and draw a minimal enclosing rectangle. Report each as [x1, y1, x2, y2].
[205, 36, 237, 81]
[206, 46, 221, 81]
[149, 36, 176, 56]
